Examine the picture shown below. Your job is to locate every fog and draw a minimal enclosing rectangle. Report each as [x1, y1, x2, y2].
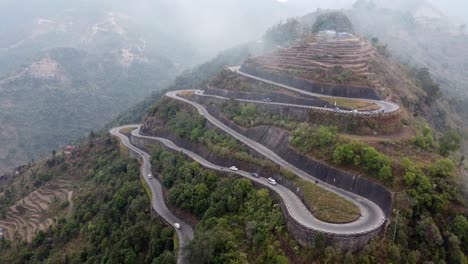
[0, 0, 466, 61]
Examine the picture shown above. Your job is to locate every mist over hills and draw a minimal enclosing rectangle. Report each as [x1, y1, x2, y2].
[0, 0, 322, 174]
[0, 0, 466, 175]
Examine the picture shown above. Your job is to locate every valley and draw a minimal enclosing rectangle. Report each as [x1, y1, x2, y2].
[0, 5, 466, 264]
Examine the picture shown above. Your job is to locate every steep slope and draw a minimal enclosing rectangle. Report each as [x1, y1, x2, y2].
[0, 8, 185, 174]
[0, 47, 176, 174]
[0, 133, 177, 263]
[138, 21, 466, 262]
[0, 11, 466, 264]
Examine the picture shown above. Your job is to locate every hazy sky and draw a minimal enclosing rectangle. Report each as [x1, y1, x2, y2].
[276, 0, 467, 22]
[431, 0, 468, 22]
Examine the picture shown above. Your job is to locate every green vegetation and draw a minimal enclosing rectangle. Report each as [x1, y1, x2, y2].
[412, 124, 435, 150]
[321, 97, 379, 111]
[329, 66, 354, 84]
[332, 141, 393, 181]
[264, 19, 302, 45]
[150, 145, 293, 263]
[312, 11, 354, 33]
[389, 157, 467, 264]
[439, 130, 462, 156]
[149, 101, 276, 171]
[291, 125, 338, 153]
[402, 158, 459, 214]
[290, 123, 393, 182]
[220, 100, 298, 129]
[0, 135, 176, 264]
[282, 171, 360, 223]
[410, 67, 442, 103]
[0, 47, 176, 174]
[150, 102, 360, 224]
[412, 125, 461, 157]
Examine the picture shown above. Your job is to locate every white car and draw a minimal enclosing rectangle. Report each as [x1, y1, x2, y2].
[148, 174, 153, 179]
[267, 177, 277, 185]
[174, 223, 181, 229]
[229, 166, 239, 171]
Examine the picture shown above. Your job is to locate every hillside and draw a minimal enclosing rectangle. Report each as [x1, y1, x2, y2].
[0, 7, 190, 174]
[0, 47, 176, 174]
[0, 10, 466, 264]
[135, 24, 466, 262]
[0, 0, 316, 175]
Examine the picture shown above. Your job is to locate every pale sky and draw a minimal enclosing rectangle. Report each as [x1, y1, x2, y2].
[275, 0, 467, 23]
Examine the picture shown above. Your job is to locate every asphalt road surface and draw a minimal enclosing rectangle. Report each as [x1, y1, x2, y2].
[132, 128, 385, 234]
[229, 66, 399, 114]
[165, 91, 386, 234]
[110, 126, 194, 264]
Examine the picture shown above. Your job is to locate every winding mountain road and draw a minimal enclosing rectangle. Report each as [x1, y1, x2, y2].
[109, 65, 397, 259]
[166, 91, 386, 232]
[110, 126, 193, 264]
[131, 129, 384, 234]
[229, 66, 399, 115]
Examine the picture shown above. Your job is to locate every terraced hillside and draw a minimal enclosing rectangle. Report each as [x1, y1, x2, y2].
[0, 180, 72, 243]
[243, 31, 377, 88]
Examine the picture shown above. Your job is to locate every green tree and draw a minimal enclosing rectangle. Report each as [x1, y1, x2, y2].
[312, 11, 354, 33]
[439, 130, 461, 156]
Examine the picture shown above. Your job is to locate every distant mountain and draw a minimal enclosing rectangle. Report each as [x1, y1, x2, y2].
[0, 4, 187, 174]
[0, 0, 307, 174]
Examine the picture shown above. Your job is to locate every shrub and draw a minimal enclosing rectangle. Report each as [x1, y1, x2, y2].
[312, 11, 354, 33]
[439, 130, 461, 156]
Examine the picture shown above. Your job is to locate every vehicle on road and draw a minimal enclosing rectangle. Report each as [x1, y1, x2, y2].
[267, 177, 277, 185]
[334, 107, 340, 112]
[352, 109, 358, 113]
[174, 223, 181, 229]
[148, 174, 152, 179]
[251, 172, 260, 178]
[229, 166, 239, 171]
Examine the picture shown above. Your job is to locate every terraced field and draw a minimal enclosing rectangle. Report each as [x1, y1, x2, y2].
[245, 32, 377, 86]
[0, 180, 73, 242]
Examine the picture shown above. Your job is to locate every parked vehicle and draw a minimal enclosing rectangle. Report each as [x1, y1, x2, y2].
[267, 177, 277, 185]
[174, 223, 181, 229]
[148, 174, 153, 179]
[229, 166, 239, 171]
[251, 172, 260, 178]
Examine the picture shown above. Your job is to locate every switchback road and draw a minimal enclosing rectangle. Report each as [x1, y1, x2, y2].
[110, 126, 194, 264]
[229, 66, 399, 115]
[165, 91, 386, 234]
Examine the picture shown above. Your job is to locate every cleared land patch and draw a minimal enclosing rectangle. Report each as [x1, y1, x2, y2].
[294, 178, 360, 223]
[321, 97, 380, 111]
[0, 180, 72, 243]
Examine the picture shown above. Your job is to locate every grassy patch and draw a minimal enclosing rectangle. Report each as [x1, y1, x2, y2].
[321, 97, 380, 111]
[120, 126, 137, 137]
[293, 177, 360, 223]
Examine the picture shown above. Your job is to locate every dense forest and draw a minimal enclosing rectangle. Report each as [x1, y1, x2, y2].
[0, 133, 176, 263]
